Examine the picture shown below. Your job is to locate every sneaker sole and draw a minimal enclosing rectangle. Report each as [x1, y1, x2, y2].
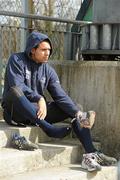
[87, 111, 96, 129]
[81, 165, 101, 172]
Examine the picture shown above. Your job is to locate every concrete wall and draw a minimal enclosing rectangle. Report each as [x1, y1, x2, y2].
[50, 60, 120, 157]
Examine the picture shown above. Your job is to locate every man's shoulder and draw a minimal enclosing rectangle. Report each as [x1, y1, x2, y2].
[9, 52, 27, 63]
[11, 52, 24, 59]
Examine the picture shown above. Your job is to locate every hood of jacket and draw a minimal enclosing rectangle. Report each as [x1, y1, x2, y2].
[25, 31, 52, 57]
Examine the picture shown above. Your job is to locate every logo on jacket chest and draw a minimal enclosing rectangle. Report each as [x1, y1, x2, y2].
[40, 77, 46, 84]
[25, 69, 31, 79]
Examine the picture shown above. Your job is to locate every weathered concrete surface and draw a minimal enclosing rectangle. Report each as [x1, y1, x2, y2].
[0, 142, 81, 178]
[0, 119, 101, 179]
[1, 164, 118, 180]
[50, 61, 120, 158]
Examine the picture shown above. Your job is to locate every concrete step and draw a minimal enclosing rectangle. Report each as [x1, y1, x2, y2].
[0, 120, 51, 148]
[0, 140, 101, 178]
[0, 141, 81, 178]
[1, 164, 118, 180]
[0, 120, 72, 148]
[0, 120, 100, 163]
[0, 115, 103, 179]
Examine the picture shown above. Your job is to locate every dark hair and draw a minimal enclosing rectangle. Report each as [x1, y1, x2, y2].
[34, 44, 39, 49]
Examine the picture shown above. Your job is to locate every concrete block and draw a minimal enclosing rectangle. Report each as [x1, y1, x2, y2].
[1, 164, 118, 180]
[0, 142, 80, 178]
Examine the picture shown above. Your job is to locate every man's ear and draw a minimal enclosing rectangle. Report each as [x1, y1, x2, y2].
[31, 48, 35, 55]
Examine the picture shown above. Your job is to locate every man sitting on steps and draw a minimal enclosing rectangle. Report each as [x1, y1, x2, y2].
[1, 31, 117, 172]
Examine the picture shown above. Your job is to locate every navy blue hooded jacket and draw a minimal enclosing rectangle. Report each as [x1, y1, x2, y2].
[2, 31, 79, 118]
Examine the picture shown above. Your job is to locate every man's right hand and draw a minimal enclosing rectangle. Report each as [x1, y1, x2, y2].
[37, 97, 47, 120]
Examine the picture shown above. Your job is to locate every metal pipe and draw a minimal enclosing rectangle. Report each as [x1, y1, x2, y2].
[0, 11, 92, 25]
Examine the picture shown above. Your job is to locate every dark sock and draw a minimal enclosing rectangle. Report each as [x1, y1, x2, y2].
[36, 119, 71, 138]
[72, 118, 96, 153]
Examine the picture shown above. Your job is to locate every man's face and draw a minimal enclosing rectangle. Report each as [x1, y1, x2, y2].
[31, 41, 51, 63]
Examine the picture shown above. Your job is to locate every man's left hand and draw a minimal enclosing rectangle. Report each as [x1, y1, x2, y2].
[37, 97, 47, 120]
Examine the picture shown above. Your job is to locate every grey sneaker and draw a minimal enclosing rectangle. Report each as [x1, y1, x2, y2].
[92, 151, 117, 166]
[11, 133, 39, 151]
[81, 153, 101, 172]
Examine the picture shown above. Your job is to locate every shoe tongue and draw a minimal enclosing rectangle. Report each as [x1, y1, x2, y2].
[81, 112, 87, 119]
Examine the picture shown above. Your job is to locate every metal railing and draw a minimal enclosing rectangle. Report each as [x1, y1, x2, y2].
[0, 11, 91, 60]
